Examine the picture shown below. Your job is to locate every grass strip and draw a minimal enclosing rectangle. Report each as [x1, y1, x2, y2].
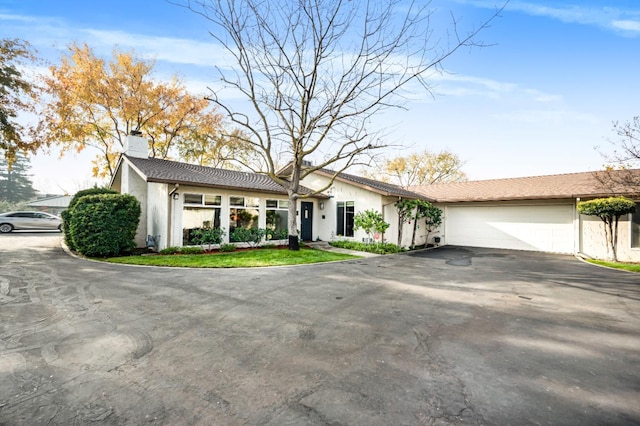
[586, 259, 640, 273]
[105, 247, 359, 268]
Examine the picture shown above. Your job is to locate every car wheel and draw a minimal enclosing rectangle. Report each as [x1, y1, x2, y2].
[58, 224, 63, 232]
[0, 223, 13, 233]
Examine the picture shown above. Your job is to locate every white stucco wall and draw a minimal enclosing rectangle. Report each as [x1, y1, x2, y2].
[121, 162, 148, 248]
[301, 174, 389, 243]
[146, 182, 170, 250]
[580, 214, 640, 262]
[299, 174, 440, 247]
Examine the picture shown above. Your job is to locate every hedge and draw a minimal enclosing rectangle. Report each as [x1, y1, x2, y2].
[68, 193, 141, 257]
[62, 187, 118, 250]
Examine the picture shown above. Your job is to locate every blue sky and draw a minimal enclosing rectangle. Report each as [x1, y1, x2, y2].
[1, 0, 639, 193]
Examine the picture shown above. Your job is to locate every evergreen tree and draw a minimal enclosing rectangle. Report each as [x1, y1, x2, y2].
[0, 151, 36, 203]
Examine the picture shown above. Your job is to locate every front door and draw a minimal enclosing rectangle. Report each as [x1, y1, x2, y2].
[301, 202, 313, 241]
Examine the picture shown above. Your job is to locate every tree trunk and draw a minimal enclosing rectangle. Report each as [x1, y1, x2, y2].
[287, 166, 301, 251]
[612, 216, 620, 262]
[604, 219, 615, 262]
[410, 211, 418, 249]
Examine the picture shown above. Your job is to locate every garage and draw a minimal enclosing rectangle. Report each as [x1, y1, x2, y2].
[443, 204, 575, 253]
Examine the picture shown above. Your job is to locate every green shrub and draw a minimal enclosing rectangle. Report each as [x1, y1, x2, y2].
[220, 243, 236, 252]
[68, 193, 140, 257]
[160, 246, 181, 255]
[230, 227, 266, 247]
[190, 227, 226, 249]
[180, 246, 204, 255]
[353, 209, 390, 243]
[62, 187, 118, 250]
[261, 243, 277, 249]
[265, 229, 289, 240]
[329, 240, 404, 254]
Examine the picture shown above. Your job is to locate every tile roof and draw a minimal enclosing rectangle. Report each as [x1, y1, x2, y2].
[316, 169, 434, 201]
[124, 155, 320, 196]
[410, 169, 640, 202]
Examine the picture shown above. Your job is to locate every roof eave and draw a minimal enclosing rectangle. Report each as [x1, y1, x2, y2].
[145, 177, 328, 198]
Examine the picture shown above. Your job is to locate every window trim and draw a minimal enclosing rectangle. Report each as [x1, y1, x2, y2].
[336, 200, 355, 237]
[184, 192, 221, 207]
[230, 196, 260, 208]
[266, 199, 289, 210]
[631, 210, 640, 249]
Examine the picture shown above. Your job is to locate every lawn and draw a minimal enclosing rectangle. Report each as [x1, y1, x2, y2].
[587, 259, 640, 273]
[105, 247, 360, 268]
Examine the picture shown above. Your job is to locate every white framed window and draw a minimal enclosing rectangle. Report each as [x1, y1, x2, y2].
[183, 193, 222, 245]
[230, 196, 259, 232]
[631, 210, 640, 249]
[266, 199, 289, 239]
[336, 201, 355, 237]
[184, 193, 221, 207]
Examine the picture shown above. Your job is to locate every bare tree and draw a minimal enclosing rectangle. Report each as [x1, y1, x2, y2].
[183, 0, 503, 249]
[596, 116, 640, 197]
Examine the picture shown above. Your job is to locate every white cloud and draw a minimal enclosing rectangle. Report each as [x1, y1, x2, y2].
[0, 13, 39, 23]
[430, 73, 562, 103]
[82, 29, 230, 68]
[454, 0, 640, 36]
[611, 19, 640, 32]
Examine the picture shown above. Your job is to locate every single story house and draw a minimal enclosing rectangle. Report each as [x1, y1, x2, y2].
[110, 135, 429, 250]
[111, 135, 639, 262]
[411, 171, 640, 263]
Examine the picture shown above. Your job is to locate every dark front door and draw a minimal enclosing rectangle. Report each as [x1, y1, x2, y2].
[300, 202, 313, 241]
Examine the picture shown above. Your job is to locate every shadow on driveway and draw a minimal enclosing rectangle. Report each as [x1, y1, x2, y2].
[1, 237, 639, 425]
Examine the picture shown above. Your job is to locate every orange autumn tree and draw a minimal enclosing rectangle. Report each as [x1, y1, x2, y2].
[37, 43, 248, 179]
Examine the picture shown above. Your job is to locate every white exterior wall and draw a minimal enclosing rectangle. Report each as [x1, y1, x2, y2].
[121, 162, 148, 248]
[299, 174, 416, 246]
[146, 182, 170, 250]
[579, 214, 640, 262]
[301, 174, 381, 242]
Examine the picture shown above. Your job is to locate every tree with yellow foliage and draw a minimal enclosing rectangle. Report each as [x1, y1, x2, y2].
[364, 150, 467, 188]
[37, 43, 249, 179]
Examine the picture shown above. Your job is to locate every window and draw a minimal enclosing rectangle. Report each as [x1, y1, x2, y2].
[632, 211, 640, 248]
[337, 201, 354, 237]
[266, 199, 289, 239]
[10, 212, 35, 218]
[184, 193, 221, 206]
[230, 196, 259, 232]
[183, 193, 222, 245]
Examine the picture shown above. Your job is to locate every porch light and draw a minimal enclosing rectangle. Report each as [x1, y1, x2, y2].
[172, 192, 180, 200]
[319, 202, 325, 210]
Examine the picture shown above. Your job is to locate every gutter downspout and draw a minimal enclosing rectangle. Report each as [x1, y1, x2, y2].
[168, 184, 179, 248]
[575, 197, 582, 256]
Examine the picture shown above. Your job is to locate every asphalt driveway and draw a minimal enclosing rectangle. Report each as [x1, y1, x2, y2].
[1, 234, 639, 425]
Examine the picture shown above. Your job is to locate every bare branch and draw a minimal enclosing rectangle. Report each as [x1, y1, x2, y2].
[179, 0, 504, 247]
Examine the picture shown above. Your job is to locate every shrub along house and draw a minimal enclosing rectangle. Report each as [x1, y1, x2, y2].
[110, 135, 432, 251]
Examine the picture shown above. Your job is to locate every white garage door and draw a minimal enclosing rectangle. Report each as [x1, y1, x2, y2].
[444, 204, 575, 253]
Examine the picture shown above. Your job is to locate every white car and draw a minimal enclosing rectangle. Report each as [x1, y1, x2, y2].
[0, 211, 63, 233]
